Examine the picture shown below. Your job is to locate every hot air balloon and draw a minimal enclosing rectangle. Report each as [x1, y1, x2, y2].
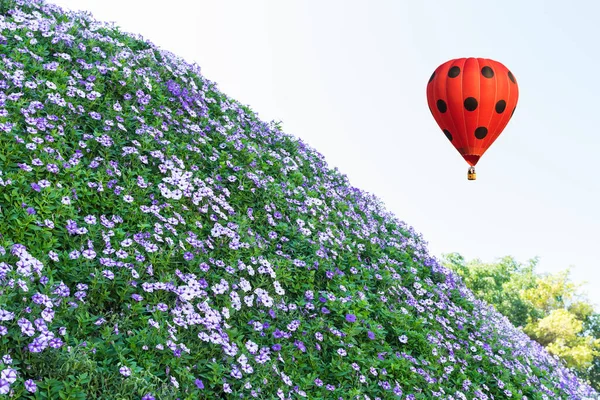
[426, 58, 519, 180]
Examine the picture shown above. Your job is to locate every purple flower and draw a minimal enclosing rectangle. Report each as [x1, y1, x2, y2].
[195, 379, 204, 389]
[0, 378, 9, 395]
[345, 314, 356, 323]
[0, 369, 16, 384]
[24, 379, 37, 393]
[131, 294, 143, 302]
[294, 340, 306, 352]
[28, 341, 45, 353]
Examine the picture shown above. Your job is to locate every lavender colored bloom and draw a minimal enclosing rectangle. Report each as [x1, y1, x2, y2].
[131, 294, 143, 302]
[345, 314, 356, 323]
[28, 340, 45, 353]
[0, 379, 9, 395]
[0, 369, 16, 384]
[24, 379, 37, 393]
[294, 340, 306, 352]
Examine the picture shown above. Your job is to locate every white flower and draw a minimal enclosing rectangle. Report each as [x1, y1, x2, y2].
[1, 368, 17, 384]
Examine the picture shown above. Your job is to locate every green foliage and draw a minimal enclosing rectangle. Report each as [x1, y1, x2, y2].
[583, 314, 600, 390]
[443, 253, 600, 390]
[524, 309, 598, 369]
[442, 253, 539, 328]
[521, 270, 580, 314]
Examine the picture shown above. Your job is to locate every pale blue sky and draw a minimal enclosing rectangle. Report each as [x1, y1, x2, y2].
[52, 0, 600, 306]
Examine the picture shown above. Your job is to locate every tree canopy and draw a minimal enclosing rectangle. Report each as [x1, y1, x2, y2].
[442, 253, 600, 389]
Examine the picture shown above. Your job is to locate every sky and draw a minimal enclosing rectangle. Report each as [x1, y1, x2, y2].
[49, 0, 600, 307]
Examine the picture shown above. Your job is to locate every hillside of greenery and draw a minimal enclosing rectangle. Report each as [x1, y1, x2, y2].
[0, 1, 597, 399]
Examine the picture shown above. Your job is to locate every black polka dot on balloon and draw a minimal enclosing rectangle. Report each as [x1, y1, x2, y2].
[508, 71, 516, 83]
[429, 71, 435, 83]
[436, 99, 447, 113]
[481, 66, 494, 78]
[443, 129, 453, 141]
[474, 127, 488, 139]
[448, 66, 460, 78]
[495, 100, 506, 113]
[464, 97, 478, 111]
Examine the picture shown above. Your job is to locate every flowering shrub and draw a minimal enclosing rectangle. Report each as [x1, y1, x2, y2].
[0, 0, 597, 399]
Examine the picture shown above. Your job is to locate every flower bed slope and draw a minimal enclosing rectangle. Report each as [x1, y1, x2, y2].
[0, 1, 597, 399]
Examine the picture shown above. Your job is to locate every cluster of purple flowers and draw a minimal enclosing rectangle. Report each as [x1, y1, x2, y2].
[0, 0, 597, 399]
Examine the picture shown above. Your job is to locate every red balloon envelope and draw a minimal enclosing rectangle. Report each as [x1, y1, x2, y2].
[426, 57, 519, 172]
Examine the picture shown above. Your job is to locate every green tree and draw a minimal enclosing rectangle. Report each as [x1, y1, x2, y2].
[583, 314, 600, 389]
[524, 308, 598, 369]
[443, 253, 600, 389]
[442, 253, 539, 327]
[521, 269, 579, 313]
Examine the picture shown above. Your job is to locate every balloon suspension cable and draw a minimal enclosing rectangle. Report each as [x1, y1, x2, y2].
[467, 166, 476, 181]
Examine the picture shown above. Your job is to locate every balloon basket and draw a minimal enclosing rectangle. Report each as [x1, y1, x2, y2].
[467, 167, 476, 181]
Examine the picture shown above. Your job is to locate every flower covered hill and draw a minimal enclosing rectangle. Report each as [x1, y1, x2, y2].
[0, 1, 597, 400]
